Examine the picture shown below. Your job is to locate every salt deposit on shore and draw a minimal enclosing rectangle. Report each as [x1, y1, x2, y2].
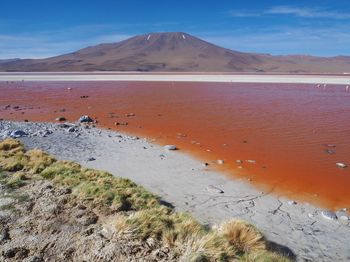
[0, 72, 350, 84]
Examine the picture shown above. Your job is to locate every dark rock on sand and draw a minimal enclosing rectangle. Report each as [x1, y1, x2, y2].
[79, 115, 93, 123]
[10, 130, 28, 138]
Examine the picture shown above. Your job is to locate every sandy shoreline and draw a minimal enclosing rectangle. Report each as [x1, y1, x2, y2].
[0, 73, 350, 84]
[1, 120, 349, 261]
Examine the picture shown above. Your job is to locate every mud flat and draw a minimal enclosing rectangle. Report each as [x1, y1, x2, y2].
[1, 73, 350, 84]
[1, 120, 349, 261]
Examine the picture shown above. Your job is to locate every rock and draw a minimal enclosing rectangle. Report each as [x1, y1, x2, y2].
[324, 149, 335, 154]
[67, 127, 76, 132]
[246, 160, 256, 164]
[202, 162, 209, 167]
[10, 130, 28, 138]
[115, 122, 128, 126]
[340, 215, 350, 221]
[236, 160, 243, 164]
[78, 115, 93, 123]
[288, 200, 297, 205]
[87, 157, 96, 161]
[217, 159, 224, 164]
[206, 185, 224, 194]
[336, 162, 347, 168]
[321, 210, 337, 221]
[164, 145, 177, 150]
[58, 123, 70, 129]
[55, 116, 66, 122]
[125, 113, 135, 117]
[80, 95, 89, 98]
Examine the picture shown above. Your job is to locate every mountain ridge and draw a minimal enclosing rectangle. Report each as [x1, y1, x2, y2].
[0, 32, 349, 73]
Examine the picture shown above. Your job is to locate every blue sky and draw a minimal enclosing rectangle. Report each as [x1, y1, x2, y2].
[1, 0, 349, 59]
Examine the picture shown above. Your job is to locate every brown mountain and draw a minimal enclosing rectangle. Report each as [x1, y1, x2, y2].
[1, 32, 350, 73]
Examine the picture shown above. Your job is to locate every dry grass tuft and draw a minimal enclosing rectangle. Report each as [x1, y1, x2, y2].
[25, 149, 56, 174]
[221, 219, 266, 254]
[116, 207, 238, 261]
[0, 138, 24, 152]
[5, 171, 28, 189]
[239, 251, 292, 262]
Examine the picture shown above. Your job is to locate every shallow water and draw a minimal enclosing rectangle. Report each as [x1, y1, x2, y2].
[1, 81, 350, 209]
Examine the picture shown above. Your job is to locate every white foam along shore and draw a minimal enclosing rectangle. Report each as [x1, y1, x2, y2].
[0, 72, 350, 84]
[0, 120, 349, 261]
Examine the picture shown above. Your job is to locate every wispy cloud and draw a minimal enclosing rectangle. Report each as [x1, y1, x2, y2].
[267, 6, 350, 19]
[229, 5, 350, 19]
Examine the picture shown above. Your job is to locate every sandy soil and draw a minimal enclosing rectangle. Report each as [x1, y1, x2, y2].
[0, 73, 350, 84]
[1, 120, 349, 261]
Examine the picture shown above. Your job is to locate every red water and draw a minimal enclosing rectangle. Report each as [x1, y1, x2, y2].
[1, 81, 350, 209]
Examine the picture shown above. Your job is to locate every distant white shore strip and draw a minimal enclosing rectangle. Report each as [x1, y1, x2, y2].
[1, 73, 350, 85]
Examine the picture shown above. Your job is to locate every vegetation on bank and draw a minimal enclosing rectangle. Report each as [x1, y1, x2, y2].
[0, 138, 292, 261]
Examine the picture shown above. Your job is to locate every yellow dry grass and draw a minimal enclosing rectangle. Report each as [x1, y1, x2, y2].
[221, 219, 266, 254]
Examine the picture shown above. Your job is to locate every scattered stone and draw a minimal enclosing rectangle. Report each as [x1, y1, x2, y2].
[78, 115, 93, 123]
[10, 130, 28, 138]
[80, 95, 89, 99]
[288, 200, 297, 205]
[340, 215, 350, 221]
[164, 145, 177, 150]
[206, 185, 224, 194]
[236, 160, 243, 164]
[324, 144, 336, 148]
[246, 160, 256, 164]
[87, 157, 96, 161]
[203, 162, 209, 167]
[55, 116, 66, 122]
[336, 162, 347, 169]
[217, 159, 224, 164]
[321, 210, 337, 221]
[3, 105, 11, 110]
[125, 113, 135, 117]
[324, 149, 335, 154]
[67, 127, 76, 132]
[115, 122, 128, 126]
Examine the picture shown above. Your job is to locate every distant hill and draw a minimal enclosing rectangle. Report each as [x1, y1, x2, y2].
[0, 32, 350, 73]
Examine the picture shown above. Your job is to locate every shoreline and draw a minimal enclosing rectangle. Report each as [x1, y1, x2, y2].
[1, 120, 349, 261]
[0, 73, 350, 84]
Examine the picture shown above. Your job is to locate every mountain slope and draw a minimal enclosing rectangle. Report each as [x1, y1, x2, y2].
[0, 32, 350, 73]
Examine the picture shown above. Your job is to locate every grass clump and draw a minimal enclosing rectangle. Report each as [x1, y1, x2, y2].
[221, 219, 266, 254]
[0, 139, 55, 173]
[239, 251, 293, 262]
[116, 206, 238, 261]
[41, 161, 159, 210]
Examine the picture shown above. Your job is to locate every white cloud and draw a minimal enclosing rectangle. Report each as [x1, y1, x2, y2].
[267, 6, 350, 19]
[229, 5, 350, 19]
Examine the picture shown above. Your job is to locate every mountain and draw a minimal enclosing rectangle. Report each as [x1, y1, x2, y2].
[0, 32, 350, 73]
